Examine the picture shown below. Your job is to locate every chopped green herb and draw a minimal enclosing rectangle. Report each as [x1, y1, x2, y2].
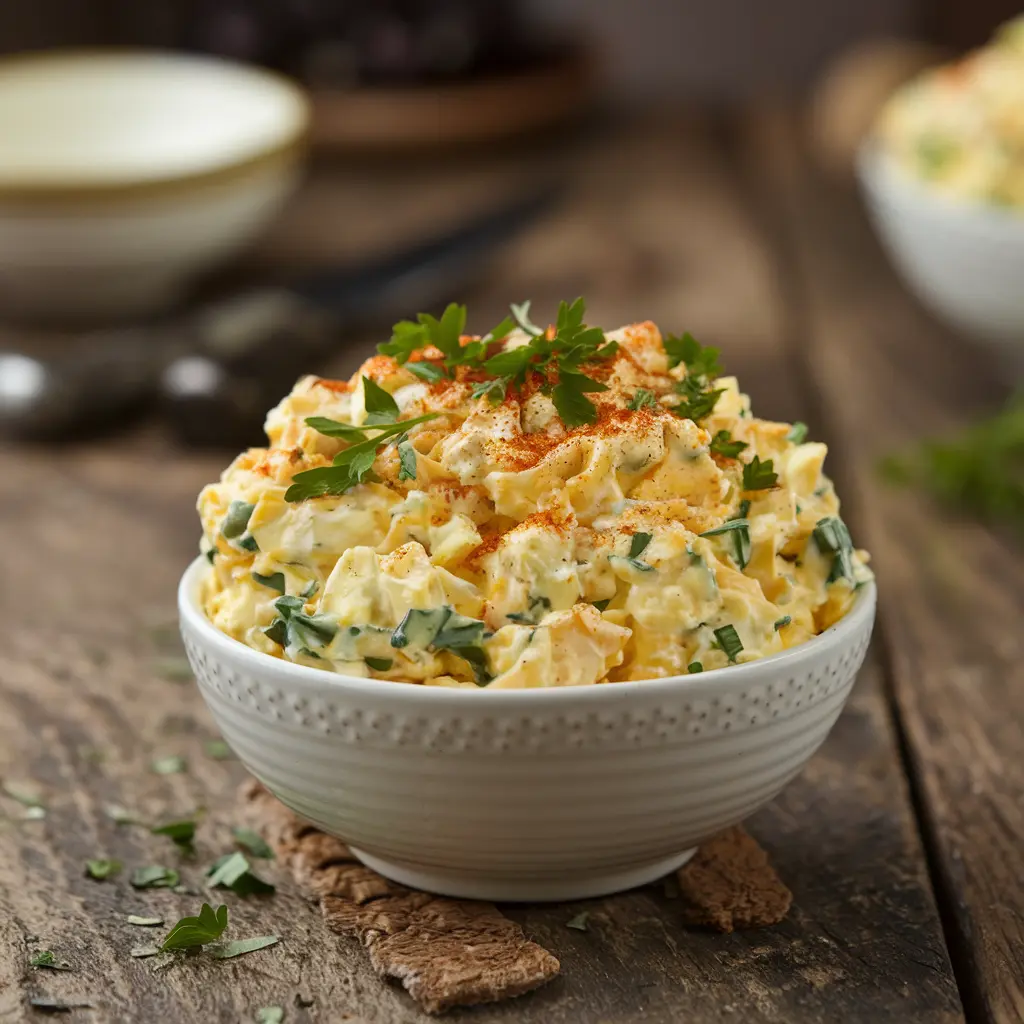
[700, 519, 751, 570]
[129, 945, 161, 958]
[221, 500, 255, 540]
[153, 655, 193, 682]
[709, 430, 747, 459]
[742, 455, 778, 491]
[673, 375, 725, 422]
[774, 616, 792, 630]
[232, 827, 274, 860]
[787, 422, 808, 444]
[22, 805, 46, 821]
[301, 581, 319, 598]
[105, 803, 144, 826]
[285, 412, 438, 502]
[397, 437, 417, 481]
[552, 370, 607, 427]
[506, 595, 552, 625]
[591, 599, 611, 612]
[737, 499, 751, 519]
[2, 780, 43, 808]
[628, 532, 653, 559]
[205, 547, 217, 564]
[565, 911, 590, 932]
[255, 1007, 285, 1024]
[150, 756, 186, 776]
[812, 516, 855, 582]
[30, 951, 73, 971]
[510, 299, 544, 337]
[160, 903, 228, 951]
[687, 661, 704, 673]
[238, 534, 259, 552]
[85, 858, 122, 881]
[264, 595, 338, 653]
[208, 935, 279, 960]
[127, 915, 164, 927]
[131, 865, 179, 889]
[406, 360, 446, 382]
[713, 624, 744, 662]
[628, 388, 659, 411]
[204, 739, 233, 760]
[206, 852, 275, 896]
[663, 331, 722, 378]
[361, 375, 400, 422]
[364, 657, 394, 672]
[378, 303, 469, 372]
[252, 572, 285, 593]
[29, 998, 91, 1012]
[151, 818, 197, 853]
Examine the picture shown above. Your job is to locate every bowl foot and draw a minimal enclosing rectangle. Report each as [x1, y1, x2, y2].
[347, 846, 699, 903]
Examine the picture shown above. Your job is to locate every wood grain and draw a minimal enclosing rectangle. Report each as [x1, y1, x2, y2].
[0, 112, 962, 1022]
[746, 106, 1024, 1023]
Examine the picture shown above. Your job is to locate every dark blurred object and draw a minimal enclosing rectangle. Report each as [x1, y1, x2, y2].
[0, 182, 560, 447]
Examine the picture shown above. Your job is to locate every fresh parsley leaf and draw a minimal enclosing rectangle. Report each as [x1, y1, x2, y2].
[131, 865, 179, 889]
[510, 300, 543, 337]
[787, 422, 809, 444]
[150, 756, 186, 776]
[566, 911, 590, 931]
[30, 951, 73, 971]
[470, 377, 509, 403]
[687, 661, 704, 673]
[628, 533, 653, 559]
[361, 376, 400, 423]
[628, 388, 658, 411]
[663, 332, 722, 379]
[742, 455, 778, 491]
[221, 501, 255, 540]
[233, 827, 274, 860]
[264, 595, 337, 652]
[160, 903, 228, 951]
[774, 616, 792, 630]
[552, 371, 606, 427]
[285, 412, 438, 502]
[397, 436, 417, 481]
[813, 516, 855, 582]
[205, 739, 233, 760]
[364, 656, 394, 672]
[208, 935, 279, 960]
[85, 858, 121, 880]
[378, 318, 429, 365]
[390, 606, 491, 683]
[406, 360, 446, 382]
[302, 416, 370, 442]
[713, 624, 744, 662]
[378, 303, 469, 372]
[151, 818, 197, 853]
[127, 915, 164, 927]
[700, 519, 752, 569]
[709, 430, 747, 459]
[673, 376, 725, 422]
[252, 572, 285, 593]
[206, 852, 275, 896]
[483, 315, 516, 343]
[255, 1007, 285, 1024]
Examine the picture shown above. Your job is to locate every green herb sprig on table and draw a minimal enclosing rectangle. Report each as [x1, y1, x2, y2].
[880, 395, 1024, 535]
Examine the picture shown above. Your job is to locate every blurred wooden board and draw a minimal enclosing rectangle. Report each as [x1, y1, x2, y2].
[0, 111, 970, 1022]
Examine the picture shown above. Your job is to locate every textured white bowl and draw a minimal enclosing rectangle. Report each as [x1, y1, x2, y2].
[0, 51, 308, 322]
[859, 143, 1024, 358]
[179, 557, 876, 901]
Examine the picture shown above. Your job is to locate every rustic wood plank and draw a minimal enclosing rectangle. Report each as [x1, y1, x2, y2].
[746, 106, 1024, 1023]
[0, 111, 961, 1022]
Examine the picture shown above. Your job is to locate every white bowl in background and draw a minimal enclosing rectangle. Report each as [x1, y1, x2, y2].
[178, 557, 876, 902]
[858, 143, 1024, 357]
[0, 51, 308, 322]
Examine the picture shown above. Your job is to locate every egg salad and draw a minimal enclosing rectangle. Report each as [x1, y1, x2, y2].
[196, 299, 871, 688]
[877, 16, 1024, 208]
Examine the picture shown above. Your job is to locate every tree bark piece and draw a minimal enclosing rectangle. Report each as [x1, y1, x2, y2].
[240, 781, 560, 1014]
[676, 826, 793, 932]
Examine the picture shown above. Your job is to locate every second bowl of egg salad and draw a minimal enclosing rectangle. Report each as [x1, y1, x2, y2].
[179, 299, 876, 900]
[861, 16, 1024, 352]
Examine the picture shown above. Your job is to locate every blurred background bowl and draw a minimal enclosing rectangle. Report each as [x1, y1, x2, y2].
[858, 142, 1024, 357]
[0, 50, 308, 323]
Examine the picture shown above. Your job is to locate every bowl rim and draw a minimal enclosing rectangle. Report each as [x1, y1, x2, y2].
[0, 48, 309, 201]
[178, 556, 876, 704]
[857, 139, 1024, 230]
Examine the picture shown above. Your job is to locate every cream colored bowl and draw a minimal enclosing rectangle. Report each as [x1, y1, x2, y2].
[0, 51, 308, 322]
[179, 557, 876, 902]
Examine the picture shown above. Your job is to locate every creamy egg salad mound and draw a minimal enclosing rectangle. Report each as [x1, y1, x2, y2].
[196, 299, 872, 688]
[877, 16, 1024, 208]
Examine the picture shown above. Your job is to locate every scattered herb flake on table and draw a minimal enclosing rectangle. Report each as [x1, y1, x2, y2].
[204, 739, 234, 760]
[85, 858, 122, 880]
[566, 911, 590, 931]
[208, 935, 279, 959]
[206, 852, 275, 896]
[150, 756, 187, 775]
[131, 865, 180, 889]
[30, 951, 73, 971]
[151, 818, 197, 853]
[127, 915, 164, 927]
[255, 1008, 285, 1024]
[232, 827, 274, 860]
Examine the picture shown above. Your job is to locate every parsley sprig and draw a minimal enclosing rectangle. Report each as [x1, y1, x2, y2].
[666, 333, 726, 424]
[742, 455, 778, 491]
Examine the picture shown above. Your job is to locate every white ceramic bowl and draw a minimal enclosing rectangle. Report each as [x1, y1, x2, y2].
[859, 143, 1024, 358]
[179, 557, 876, 902]
[0, 51, 308, 322]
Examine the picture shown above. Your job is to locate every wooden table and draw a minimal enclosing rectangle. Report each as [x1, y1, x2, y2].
[1, 109, 1021, 1023]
